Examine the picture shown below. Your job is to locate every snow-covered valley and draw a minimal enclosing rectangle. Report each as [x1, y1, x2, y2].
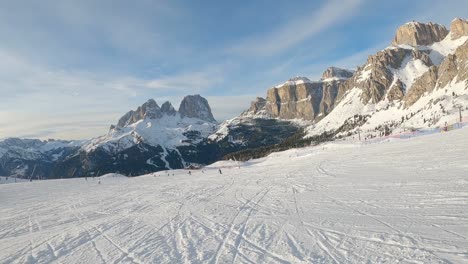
[1, 127, 467, 263]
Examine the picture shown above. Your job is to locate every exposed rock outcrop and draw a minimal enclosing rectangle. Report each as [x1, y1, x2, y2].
[265, 81, 323, 120]
[392, 22, 448, 46]
[436, 40, 468, 89]
[117, 99, 162, 127]
[319, 81, 341, 117]
[450, 18, 468, 40]
[455, 40, 468, 81]
[258, 68, 351, 121]
[336, 47, 433, 104]
[321, 67, 354, 80]
[437, 54, 458, 89]
[179, 95, 216, 122]
[247, 97, 267, 113]
[116, 95, 216, 127]
[404, 66, 438, 106]
[161, 101, 177, 116]
[387, 79, 405, 101]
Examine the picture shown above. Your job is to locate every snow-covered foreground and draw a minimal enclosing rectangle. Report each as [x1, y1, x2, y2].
[1, 129, 468, 263]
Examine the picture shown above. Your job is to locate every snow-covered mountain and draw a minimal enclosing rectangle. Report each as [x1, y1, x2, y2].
[0, 138, 82, 178]
[210, 66, 354, 144]
[84, 96, 217, 154]
[74, 95, 221, 176]
[306, 18, 468, 140]
[2, 18, 468, 179]
[221, 18, 468, 143]
[0, 95, 223, 179]
[76, 94, 221, 176]
[210, 18, 468, 160]
[0, 93, 310, 179]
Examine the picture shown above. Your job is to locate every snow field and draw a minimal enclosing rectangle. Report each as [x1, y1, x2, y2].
[0, 128, 467, 263]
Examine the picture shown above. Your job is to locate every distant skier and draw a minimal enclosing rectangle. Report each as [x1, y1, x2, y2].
[218, 168, 222, 174]
[188, 171, 191, 175]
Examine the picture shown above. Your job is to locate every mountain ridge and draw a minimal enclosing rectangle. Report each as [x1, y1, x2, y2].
[2, 18, 468, 179]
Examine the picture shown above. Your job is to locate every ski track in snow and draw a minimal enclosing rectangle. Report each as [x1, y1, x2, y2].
[1, 128, 468, 263]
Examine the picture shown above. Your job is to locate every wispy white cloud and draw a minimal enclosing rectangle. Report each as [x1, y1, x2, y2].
[0, 0, 183, 63]
[145, 67, 225, 92]
[228, 0, 364, 56]
[0, 47, 234, 139]
[0, 110, 119, 140]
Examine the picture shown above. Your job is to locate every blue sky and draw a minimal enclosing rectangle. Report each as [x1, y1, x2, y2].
[0, 0, 467, 140]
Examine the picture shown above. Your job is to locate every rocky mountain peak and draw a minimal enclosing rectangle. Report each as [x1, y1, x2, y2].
[392, 21, 448, 46]
[141, 99, 162, 118]
[248, 97, 267, 113]
[450, 18, 468, 40]
[321, 67, 354, 80]
[117, 99, 162, 127]
[178, 94, 216, 123]
[161, 101, 176, 116]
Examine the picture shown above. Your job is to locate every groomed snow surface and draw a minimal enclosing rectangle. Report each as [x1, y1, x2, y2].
[1, 128, 468, 263]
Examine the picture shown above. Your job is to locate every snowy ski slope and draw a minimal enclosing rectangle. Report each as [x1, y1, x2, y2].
[1, 128, 467, 263]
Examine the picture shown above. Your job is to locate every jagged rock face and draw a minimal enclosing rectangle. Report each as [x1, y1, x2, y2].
[338, 47, 433, 104]
[405, 66, 438, 106]
[266, 82, 323, 120]
[117, 99, 162, 127]
[319, 81, 341, 117]
[456, 41, 468, 81]
[437, 54, 458, 89]
[161, 101, 176, 116]
[262, 69, 350, 121]
[451, 18, 468, 40]
[437, 40, 468, 88]
[322, 67, 354, 80]
[387, 79, 405, 101]
[239, 72, 347, 125]
[338, 51, 396, 104]
[116, 95, 216, 128]
[403, 40, 468, 107]
[179, 95, 216, 122]
[392, 22, 448, 46]
[248, 97, 267, 113]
